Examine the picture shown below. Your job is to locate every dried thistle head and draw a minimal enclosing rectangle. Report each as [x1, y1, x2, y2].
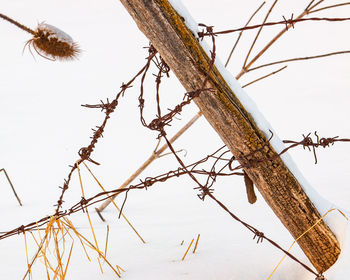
[25, 23, 80, 61]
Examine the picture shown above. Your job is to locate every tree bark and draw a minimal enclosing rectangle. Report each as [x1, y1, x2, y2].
[120, 0, 340, 273]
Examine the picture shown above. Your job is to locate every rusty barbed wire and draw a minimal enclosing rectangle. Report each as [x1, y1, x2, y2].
[0, 146, 241, 239]
[133, 25, 324, 277]
[282, 132, 350, 164]
[227, 130, 350, 172]
[2, 17, 349, 280]
[3, 129, 347, 241]
[198, 16, 350, 38]
[54, 45, 157, 215]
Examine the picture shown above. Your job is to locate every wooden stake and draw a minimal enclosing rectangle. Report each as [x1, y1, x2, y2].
[120, 0, 340, 272]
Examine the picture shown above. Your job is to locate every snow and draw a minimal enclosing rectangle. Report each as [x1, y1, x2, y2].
[38, 23, 74, 45]
[1, 0, 350, 279]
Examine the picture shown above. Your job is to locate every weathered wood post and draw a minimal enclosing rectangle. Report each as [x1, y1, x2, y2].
[120, 0, 340, 272]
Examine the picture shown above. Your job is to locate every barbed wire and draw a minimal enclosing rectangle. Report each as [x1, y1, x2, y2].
[53, 45, 157, 215]
[198, 16, 350, 37]
[2, 11, 350, 280]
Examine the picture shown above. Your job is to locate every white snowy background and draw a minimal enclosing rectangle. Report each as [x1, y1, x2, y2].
[0, 0, 349, 279]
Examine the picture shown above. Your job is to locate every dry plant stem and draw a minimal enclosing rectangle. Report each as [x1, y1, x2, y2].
[246, 51, 350, 72]
[61, 218, 91, 262]
[63, 242, 74, 278]
[22, 230, 50, 280]
[193, 234, 200, 254]
[116, 265, 125, 274]
[97, 110, 203, 212]
[243, 0, 279, 69]
[104, 225, 109, 258]
[236, 0, 324, 79]
[97, 257, 104, 274]
[309, 2, 350, 14]
[76, 162, 101, 253]
[182, 238, 194, 261]
[61, 219, 121, 278]
[267, 209, 348, 280]
[306, 0, 316, 11]
[29, 231, 52, 278]
[120, 0, 340, 272]
[225, 1, 266, 67]
[23, 232, 32, 280]
[0, 168, 22, 206]
[82, 162, 146, 244]
[0, 13, 35, 35]
[242, 66, 287, 88]
[309, 0, 325, 11]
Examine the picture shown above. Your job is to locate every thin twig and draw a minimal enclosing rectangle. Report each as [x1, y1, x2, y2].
[236, 0, 325, 79]
[309, 2, 350, 14]
[309, 0, 325, 12]
[242, 66, 287, 88]
[225, 1, 266, 67]
[243, 0, 279, 69]
[247, 51, 350, 72]
[0, 168, 22, 206]
[305, 0, 316, 11]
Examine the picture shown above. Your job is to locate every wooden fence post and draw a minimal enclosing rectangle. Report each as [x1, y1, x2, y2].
[120, 0, 340, 272]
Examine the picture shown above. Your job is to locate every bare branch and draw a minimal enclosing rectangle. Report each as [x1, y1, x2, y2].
[225, 1, 266, 67]
[242, 66, 287, 88]
[309, 2, 350, 14]
[246, 51, 350, 73]
[242, 0, 279, 69]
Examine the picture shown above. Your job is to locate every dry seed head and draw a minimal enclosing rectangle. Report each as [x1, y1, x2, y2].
[27, 23, 80, 61]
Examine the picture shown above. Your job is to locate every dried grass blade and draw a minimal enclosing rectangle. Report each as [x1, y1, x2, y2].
[104, 225, 110, 259]
[193, 234, 201, 254]
[182, 239, 194, 261]
[97, 257, 104, 274]
[61, 219, 120, 277]
[266, 208, 348, 280]
[30, 231, 52, 280]
[62, 242, 74, 279]
[76, 162, 101, 253]
[61, 218, 91, 261]
[51, 225, 64, 279]
[83, 162, 146, 244]
[23, 231, 32, 280]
